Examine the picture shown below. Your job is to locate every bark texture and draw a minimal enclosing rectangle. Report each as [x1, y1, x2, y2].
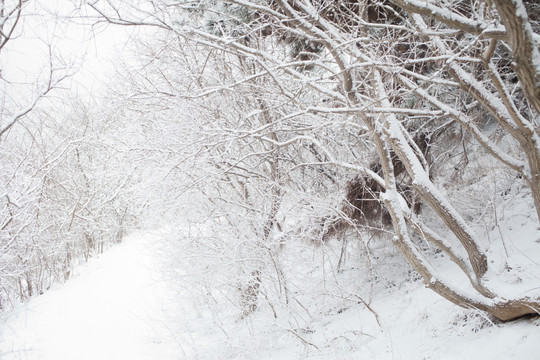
[493, 0, 540, 115]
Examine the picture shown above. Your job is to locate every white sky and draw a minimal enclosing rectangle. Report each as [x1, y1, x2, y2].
[0, 0, 136, 96]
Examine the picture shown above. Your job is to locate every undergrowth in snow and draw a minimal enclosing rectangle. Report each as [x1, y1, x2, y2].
[0, 222, 539, 359]
[1, 140, 540, 359]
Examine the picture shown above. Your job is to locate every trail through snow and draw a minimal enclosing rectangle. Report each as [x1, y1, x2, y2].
[0, 232, 184, 360]
[1, 229, 540, 359]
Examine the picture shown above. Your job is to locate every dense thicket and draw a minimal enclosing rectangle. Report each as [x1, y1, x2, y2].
[2, 0, 538, 322]
[0, 1, 147, 311]
[81, 0, 540, 321]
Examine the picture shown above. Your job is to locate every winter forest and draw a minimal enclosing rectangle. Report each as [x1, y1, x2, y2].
[1, 0, 540, 358]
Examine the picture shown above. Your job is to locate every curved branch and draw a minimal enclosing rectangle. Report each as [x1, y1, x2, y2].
[493, 0, 540, 116]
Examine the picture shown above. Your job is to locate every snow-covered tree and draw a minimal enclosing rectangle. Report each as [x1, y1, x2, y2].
[87, 0, 540, 320]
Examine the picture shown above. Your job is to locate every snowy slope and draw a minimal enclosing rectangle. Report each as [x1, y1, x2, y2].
[1, 229, 539, 360]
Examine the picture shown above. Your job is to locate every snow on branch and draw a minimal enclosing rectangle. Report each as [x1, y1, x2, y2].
[390, 0, 506, 39]
[493, 0, 540, 116]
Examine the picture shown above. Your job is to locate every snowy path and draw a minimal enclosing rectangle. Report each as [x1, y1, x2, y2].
[1, 231, 540, 360]
[0, 233, 183, 360]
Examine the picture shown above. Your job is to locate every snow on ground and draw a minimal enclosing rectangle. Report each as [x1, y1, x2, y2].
[0, 232, 183, 360]
[1, 228, 540, 360]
